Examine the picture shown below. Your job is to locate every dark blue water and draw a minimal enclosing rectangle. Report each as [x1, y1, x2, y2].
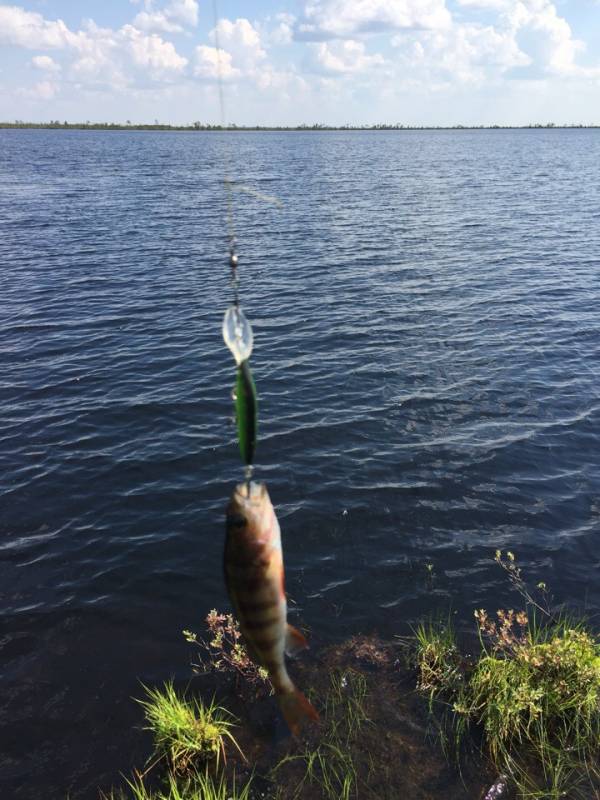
[1, 128, 599, 798]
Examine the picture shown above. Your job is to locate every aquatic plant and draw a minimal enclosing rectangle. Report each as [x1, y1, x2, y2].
[101, 630, 479, 800]
[183, 610, 269, 690]
[415, 553, 600, 798]
[463, 616, 600, 797]
[274, 739, 357, 800]
[272, 669, 370, 799]
[136, 681, 243, 774]
[493, 549, 556, 623]
[104, 769, 253, 800]
[414, 618, 464, 701]
[171, 770, 253, 800]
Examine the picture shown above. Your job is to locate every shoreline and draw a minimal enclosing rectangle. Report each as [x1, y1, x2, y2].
[2, 122, 599, 132]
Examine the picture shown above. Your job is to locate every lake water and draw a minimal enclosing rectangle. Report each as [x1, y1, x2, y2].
[1, 128, 599, 798]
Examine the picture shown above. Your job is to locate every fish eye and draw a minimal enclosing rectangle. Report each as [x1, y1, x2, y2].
[227, 513, 246, 529]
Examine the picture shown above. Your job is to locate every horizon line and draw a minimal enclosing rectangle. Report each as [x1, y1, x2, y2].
[2, 121, 599, 132]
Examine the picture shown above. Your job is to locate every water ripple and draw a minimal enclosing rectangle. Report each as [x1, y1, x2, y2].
[1, 128, 600, 798]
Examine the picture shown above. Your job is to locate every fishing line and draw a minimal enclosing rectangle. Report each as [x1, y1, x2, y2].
[213, 0, 257, 489]
[213, 1, 283, 493]
[212, 0, 238, 306]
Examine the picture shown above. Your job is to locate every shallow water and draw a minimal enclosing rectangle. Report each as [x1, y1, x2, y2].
[1, 128, 599, 798]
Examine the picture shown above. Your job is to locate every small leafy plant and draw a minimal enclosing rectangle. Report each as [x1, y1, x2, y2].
[465, 615, 600, 795]
[415, 552, 600, 799]
[183, 610, 269, 690]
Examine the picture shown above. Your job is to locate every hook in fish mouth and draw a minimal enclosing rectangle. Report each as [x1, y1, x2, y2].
[227, 482, 268, 526]
[234, 481, 266, 502]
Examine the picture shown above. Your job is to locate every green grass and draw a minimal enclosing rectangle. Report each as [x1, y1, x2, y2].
[274, 740, 357, 800]
[464, 619, 600, 797]
[104, 769, 253, 800]
[326, 670, 369, 740]
[414, 618, 464, 703]
[272, 669, 370, 800]
[136, 681, 243, 773]
[415, 614, 600, 798]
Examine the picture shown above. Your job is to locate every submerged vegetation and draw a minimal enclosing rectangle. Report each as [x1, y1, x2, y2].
[104, 770, 253, 800]
[102, 626, 477, 799]
[415, 553, 600, 799]
[272, 669, 370, 800]
[101, 553, 600, 800]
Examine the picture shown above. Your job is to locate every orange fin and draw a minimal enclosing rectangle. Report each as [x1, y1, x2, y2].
[285, 624, 309, 657]
[278, 686, 319, 736]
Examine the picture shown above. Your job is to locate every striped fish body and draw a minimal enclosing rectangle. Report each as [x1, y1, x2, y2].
[224, 482, 318, 734]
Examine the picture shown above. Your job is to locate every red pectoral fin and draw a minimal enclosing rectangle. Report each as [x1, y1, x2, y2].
[285, 624, 309, 657]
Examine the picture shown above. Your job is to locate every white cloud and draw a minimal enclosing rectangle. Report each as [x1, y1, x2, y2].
[211, 18, 267, 71]
[200, 18, 302, 95]
[194, 45, 240, 79]
[393, 22, 530, 83]
[2, 0, 600, 123]
[269, 13, 295, 45]
[314, 40, 385, 74]
[66, 23, 187, 88]
[0, 6, 188, 89]
[204, 18, 277, 85]
[254, 66, 307, 92]
[456, 0, 510, 7]
[168, 0, 198, 26]
[505, 1, 586, 76]
[0, 5, 79, 49]
[133, 0, 198, 33]
[457, 1, 594, 77]
[31, 55, 61, 73]
[120, 24, 187, 72]
[18, 79, 59, 99]
[133, 11, 183, 34]
[296, 0, 452, 39]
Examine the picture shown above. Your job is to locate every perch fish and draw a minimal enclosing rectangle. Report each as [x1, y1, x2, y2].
[224, 481, 319, 735]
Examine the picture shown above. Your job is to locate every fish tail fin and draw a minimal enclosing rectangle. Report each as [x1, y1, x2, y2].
[278, 685, 319, 736]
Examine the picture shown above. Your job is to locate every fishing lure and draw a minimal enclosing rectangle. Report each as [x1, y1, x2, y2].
[235, 360, 257, 465]
[223, 304, 258, 467]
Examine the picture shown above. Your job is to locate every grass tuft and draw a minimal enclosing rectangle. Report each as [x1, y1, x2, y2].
[103, 769, 253, 800]
[136, 681, 243, 774]
[414, 618, 464, 702]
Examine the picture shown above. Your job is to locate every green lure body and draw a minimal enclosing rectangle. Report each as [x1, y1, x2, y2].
[235, 359, 258, 465]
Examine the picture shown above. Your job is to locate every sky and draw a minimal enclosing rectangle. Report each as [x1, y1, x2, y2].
[1, 0, 599, 126]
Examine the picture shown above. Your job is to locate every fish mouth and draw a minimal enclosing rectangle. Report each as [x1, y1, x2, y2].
[227, 482, 268, 531]
[233, 480, 266, 504]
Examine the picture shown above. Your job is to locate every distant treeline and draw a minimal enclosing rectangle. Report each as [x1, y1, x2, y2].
[1, 121, 599, 131]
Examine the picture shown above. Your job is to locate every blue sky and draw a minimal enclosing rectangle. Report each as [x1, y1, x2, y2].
[1, 0, 599, 125]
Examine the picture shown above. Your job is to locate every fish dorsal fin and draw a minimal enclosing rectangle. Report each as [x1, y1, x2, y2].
[285, 624, 309, 657]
